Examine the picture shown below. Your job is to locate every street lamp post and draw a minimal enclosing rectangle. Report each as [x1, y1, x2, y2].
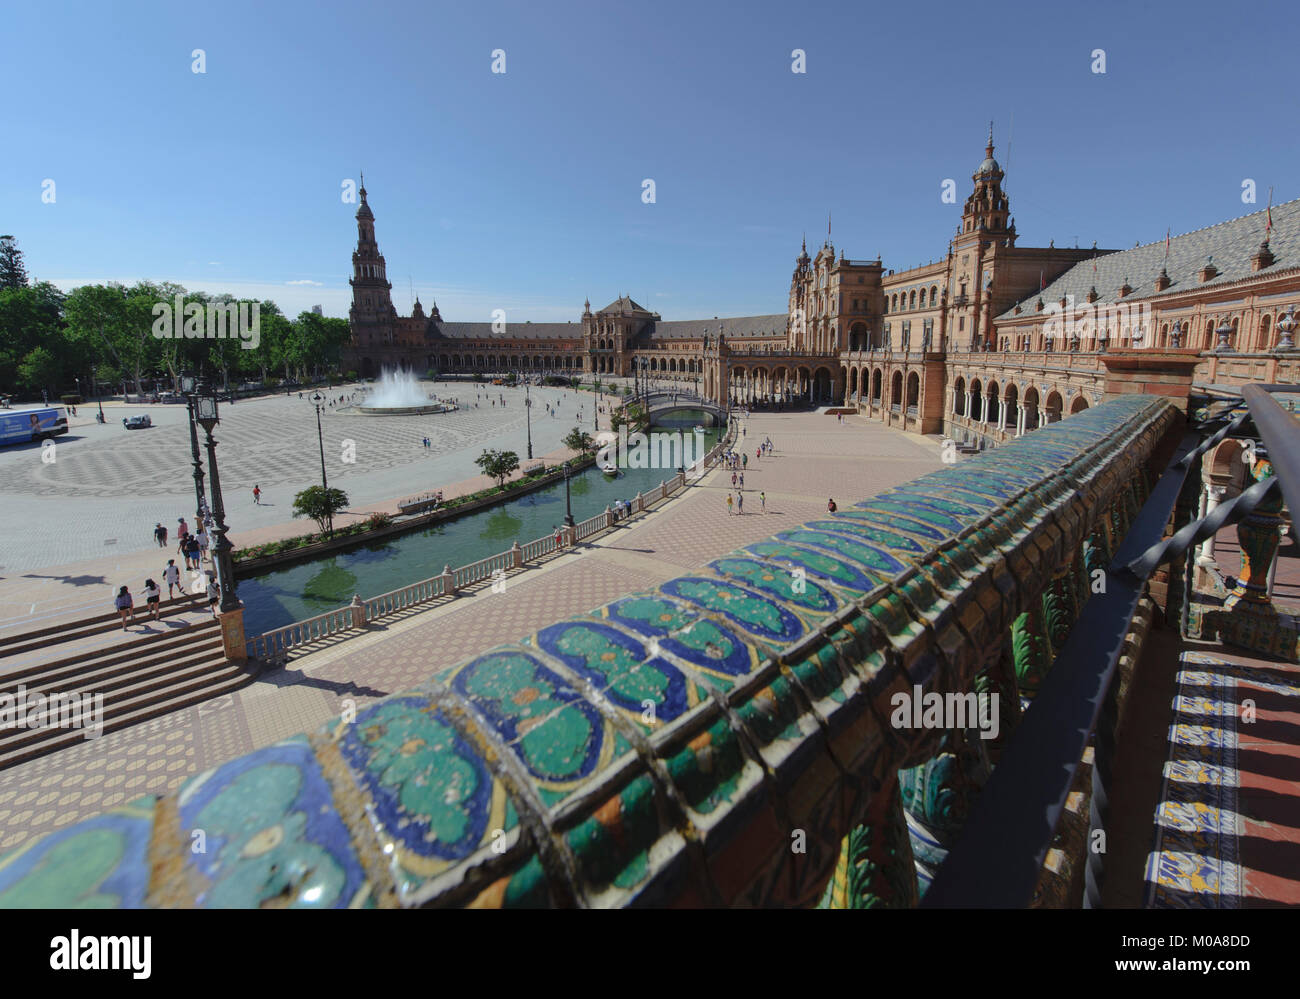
[309, 391, 333, 537]
[563, 460, 575, 527]
[194, 389, 239, 614]
[525, 381, 533, 459]
[180, 374, 208, 525]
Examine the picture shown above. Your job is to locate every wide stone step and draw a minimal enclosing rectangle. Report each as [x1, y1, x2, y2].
[0, 595, 207, 660]
[0, 637, 227, 706]
[1, 619, 222, 685]
[0, 659, 258, 771]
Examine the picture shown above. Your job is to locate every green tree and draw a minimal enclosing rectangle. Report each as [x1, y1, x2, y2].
[563, 427, 595, 455]
[0, 236, 28, 289]
[292, 485, 349, 536]
[475, 448, 521, 488]
[0, 282, 65, 395]
[608, 409, 625, 435]
[17, 346, 59, 395]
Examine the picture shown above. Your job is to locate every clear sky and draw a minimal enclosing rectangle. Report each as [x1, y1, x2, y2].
[4, 0, 1297, 322]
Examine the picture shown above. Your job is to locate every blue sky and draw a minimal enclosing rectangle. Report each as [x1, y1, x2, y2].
[4, 0, 1297, 322]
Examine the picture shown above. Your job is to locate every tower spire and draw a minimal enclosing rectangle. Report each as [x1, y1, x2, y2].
[986, 121, 994, 156]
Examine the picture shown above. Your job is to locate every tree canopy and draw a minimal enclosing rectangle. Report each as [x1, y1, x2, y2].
[0, 237, 353, 399]
[475, 449, 521, 488]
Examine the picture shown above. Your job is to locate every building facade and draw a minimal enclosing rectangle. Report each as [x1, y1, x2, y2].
[344, 133, 1300, 430]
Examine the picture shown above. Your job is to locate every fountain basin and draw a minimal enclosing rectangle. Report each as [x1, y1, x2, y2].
[354, 402, 456, 416]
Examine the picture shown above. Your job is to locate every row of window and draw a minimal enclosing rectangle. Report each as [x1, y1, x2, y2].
[885, 286, 941, 313]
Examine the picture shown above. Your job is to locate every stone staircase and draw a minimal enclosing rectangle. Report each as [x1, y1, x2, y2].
[0, 600, 258, 770]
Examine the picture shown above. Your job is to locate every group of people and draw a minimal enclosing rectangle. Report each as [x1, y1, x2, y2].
[725, 490, 766, 516]
[120, 511, 222, 629]
[721, 434, 776, 516]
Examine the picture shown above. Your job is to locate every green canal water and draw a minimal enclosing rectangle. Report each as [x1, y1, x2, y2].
[239, 413, 722, 637]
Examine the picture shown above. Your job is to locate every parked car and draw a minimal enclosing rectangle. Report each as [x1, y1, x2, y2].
[122, 414, 153, 430]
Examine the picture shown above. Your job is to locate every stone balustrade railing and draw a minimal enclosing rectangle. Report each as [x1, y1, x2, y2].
[0, 396, 1181, 907]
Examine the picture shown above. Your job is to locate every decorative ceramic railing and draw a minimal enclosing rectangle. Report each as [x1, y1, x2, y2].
[0, 396, 1182, 907]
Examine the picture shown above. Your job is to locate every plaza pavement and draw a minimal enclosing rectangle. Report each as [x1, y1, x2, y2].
[0, 381, 620, 635]
[0, 408, 946, 853]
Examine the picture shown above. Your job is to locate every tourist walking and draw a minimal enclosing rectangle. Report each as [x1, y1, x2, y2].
[163, 559, 181, 600]
[177, 516, 188, 539]
[196, 525, 210, 563]
[759, 491, 766, 512]
[205, 570, 221, 617]
[742, 453, 747, 469]
[827, 498, 837, 513]
[153, 523, 167, 547]
[553, 525, 563, 548]
[731, 471, 737, 488]
[726, 493, 734, 515]
[739, 472, 744, 488]
[114, 585, 136, 630]
[186, 534, 202, 570]
[143, 578, 161, 621]
[737, 491, 744, 514]
[253, 484, 262, 505]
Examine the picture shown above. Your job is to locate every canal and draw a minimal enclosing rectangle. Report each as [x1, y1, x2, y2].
[238, 412, 723, 636]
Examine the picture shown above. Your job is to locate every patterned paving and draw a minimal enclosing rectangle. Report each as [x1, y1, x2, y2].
[0, 409, 946, 859]
[0, 382, 603, 577]
[1145, 649, 1300, 907]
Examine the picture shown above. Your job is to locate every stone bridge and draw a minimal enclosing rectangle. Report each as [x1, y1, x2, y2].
[0, 396, 1183, 907]
[638, 391, 726, 427]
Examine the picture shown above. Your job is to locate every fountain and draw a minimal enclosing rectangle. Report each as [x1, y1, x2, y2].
[356, 368, 454, 416]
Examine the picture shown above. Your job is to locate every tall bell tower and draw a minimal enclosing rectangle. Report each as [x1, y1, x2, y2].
[348, 177, 397, 350]
[950, 126, 1018, 349]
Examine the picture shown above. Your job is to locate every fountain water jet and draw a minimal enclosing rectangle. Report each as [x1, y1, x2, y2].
[356, 368, 455, 415]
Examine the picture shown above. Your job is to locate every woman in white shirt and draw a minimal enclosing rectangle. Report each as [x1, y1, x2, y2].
[143, 578, 161, 621]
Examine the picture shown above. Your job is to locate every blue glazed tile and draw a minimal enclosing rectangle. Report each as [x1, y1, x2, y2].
[177, 736, 368, 908]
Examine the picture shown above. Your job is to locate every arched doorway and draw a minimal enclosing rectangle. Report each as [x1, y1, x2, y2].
[1045, 391, 1063, 423]
[1023, 387, 1040, 431]
[1069, 395, 1090, 415]
[813, 367, 833, 405]
[890, 371, 903, 412]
